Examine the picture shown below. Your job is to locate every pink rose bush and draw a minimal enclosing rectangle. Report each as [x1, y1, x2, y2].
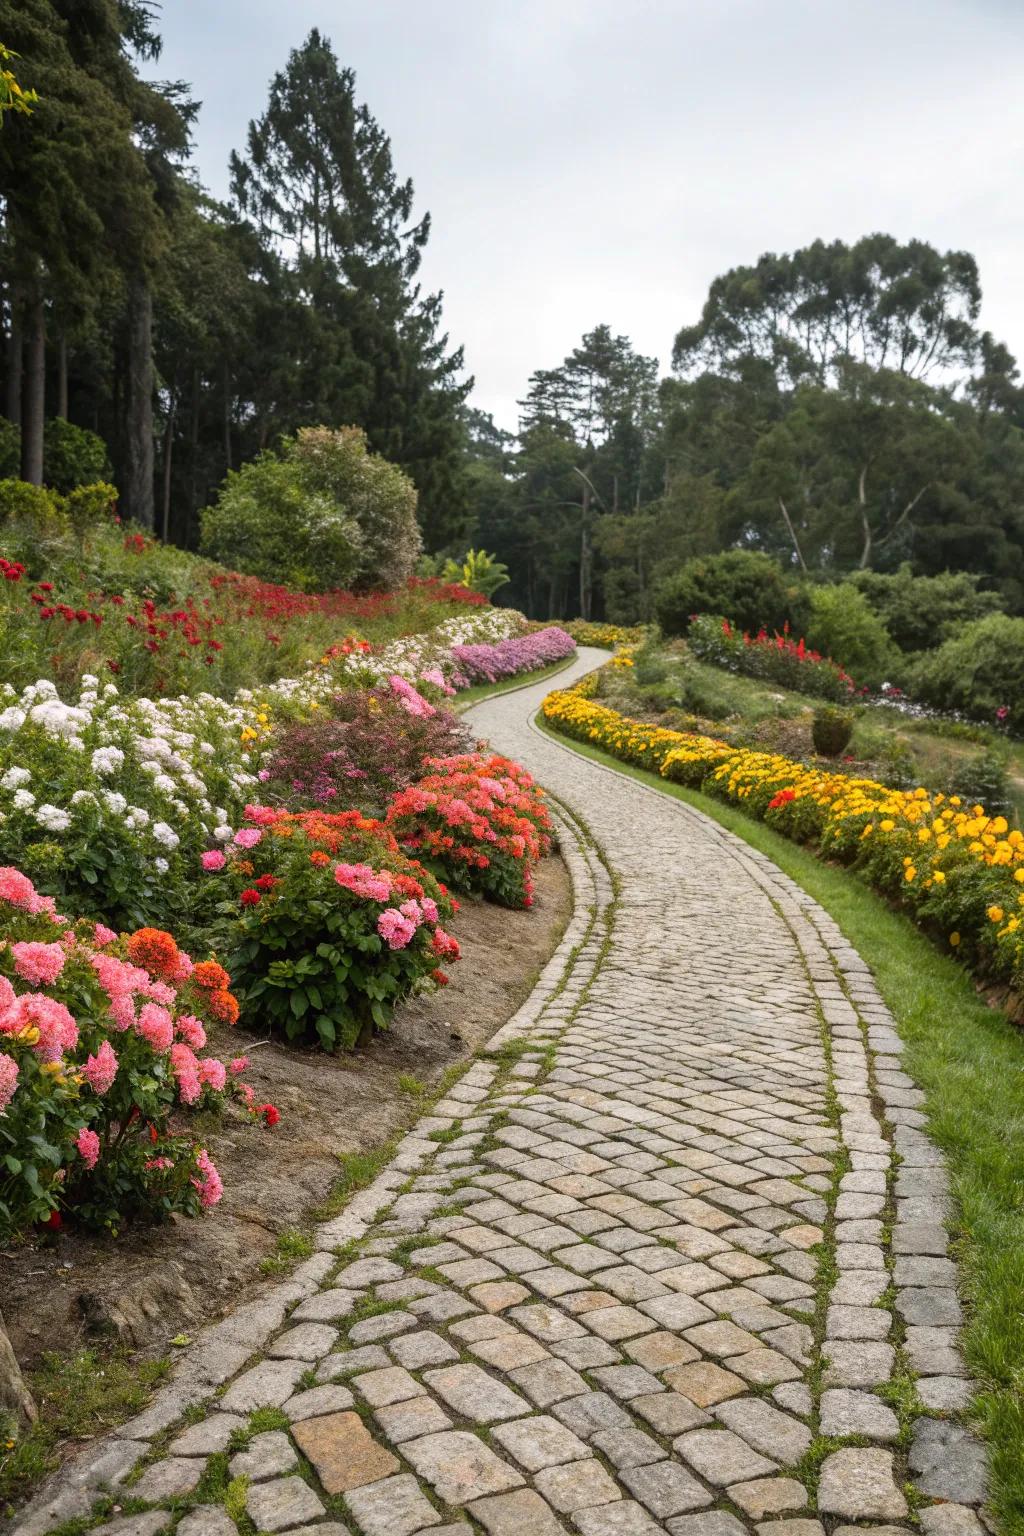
[0, 866, 273, 1239]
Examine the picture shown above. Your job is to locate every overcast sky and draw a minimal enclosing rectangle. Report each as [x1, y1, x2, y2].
[158, 0, 1024, 429]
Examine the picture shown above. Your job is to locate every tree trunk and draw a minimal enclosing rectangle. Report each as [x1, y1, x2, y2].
[161, 386, 177, 542]
[56, 332, 68, 421]
[778, 497, 808, 573]
[5, 306, 22, 427]
[579, 480, 593, 621]
[857, 463, 871, 569]
[223, 360, 232, 473]
[19, 294, 45, 486]
[123, 278, 155, 528]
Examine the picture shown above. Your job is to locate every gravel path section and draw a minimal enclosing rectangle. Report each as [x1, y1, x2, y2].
[14, 648, 988, 1536]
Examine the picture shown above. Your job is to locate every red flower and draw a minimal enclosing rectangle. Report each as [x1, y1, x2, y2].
[44, 1210, 63, 1230]
[240, 888, 262, 906]
[254, 873, 279, 891]
[258, 1102, 281, 1127]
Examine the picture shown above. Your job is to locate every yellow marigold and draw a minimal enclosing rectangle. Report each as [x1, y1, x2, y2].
[950, 931, 961, 946]
[880, 819, 895, 832]
[932, 870, 946, 884]
[987, 905, 1004, 923]
[904, 866, 917, 882]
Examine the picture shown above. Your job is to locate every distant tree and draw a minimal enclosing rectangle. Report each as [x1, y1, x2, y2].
[673, 235, 982, 389]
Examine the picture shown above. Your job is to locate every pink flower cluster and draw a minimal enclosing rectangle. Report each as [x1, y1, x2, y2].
[388, 675, 436, 718]
[451, 626, 575, 686]
[11, 942, 67, 986]
[335, 862, 393, 902]
[0, 1051, 18, 1113]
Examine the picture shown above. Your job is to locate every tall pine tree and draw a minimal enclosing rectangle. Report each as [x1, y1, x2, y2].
[229, 29, 470, 547]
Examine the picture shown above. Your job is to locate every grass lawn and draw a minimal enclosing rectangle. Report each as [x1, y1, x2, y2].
[537, 712, 1024, 1535]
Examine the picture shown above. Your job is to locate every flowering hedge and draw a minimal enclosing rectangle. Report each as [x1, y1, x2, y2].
[0, 868, 273, 1240]
[386, 753, 552, 909]
[542, 679, 1024, 993]
[562, 620, 645, 650]
[689, 614, 855, 700]
[204, 808, 460, 1051]
[450, 626, 575, 686]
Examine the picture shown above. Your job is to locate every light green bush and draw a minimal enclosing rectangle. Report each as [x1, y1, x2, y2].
[909, 613, 1024, 731]
[202, 426, 420, 592]
[806, 583, 897, 689]
[201, 452, 363, 592]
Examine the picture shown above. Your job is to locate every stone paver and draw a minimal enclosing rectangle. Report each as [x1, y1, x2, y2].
[10, 650, 989, 1536]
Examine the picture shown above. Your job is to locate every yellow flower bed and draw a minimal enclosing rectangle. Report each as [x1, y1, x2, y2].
[562, 620, 645, 651]
[542, 679, 1024, 993]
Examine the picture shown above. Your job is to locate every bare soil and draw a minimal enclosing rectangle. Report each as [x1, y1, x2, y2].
[0, 854, 571, 1372]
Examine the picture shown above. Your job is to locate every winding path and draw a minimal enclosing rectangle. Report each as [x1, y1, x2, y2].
[16, 649, 988, 1536]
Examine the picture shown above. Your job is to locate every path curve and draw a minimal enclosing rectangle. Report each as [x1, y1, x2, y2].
[15, 649, 987, 1536]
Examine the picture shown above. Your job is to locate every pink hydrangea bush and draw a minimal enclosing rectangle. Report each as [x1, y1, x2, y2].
[450, 626, 575, 686]
[204, 807, 460, 1051]
[0, 867, 272, 1239]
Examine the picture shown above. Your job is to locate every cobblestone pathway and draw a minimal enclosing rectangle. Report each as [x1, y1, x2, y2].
[15, 649, 989, 1536]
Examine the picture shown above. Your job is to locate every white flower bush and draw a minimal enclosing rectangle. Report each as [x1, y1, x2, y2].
[0, 675, 258, 928]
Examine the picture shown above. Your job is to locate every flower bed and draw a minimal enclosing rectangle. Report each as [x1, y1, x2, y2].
[450, 626, 575, 686]
[386, 753, 552, 909]
[688, 614, 855, 700]
[0, 522, 487, 699]
[561, 620, 644, 650]
[0, 676, 257, 931]
[543, 678, 1024, 993]
[204, 808, 460, 1052]
[0, 868, 272, 1240]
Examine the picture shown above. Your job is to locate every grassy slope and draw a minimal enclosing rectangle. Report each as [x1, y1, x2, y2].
[537, 713, 1024, 1535]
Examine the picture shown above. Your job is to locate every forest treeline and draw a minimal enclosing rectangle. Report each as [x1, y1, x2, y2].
[4, 5, 1024, 622]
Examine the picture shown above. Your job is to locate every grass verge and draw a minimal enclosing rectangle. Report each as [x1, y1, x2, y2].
[0, 1351, 171, 1515]
[536, 711, 1024, 1535]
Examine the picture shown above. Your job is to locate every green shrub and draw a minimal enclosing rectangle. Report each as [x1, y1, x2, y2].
[946, 749, 1013, 819]
[654, 550, 809, 638]
[909, 613, 1024, 731]
[806, 583, 897, 689]
[43, 419, 112, 494]
[850, 564, 1002, 653]
[290, 426, 421, 590]
[202, 426, 420, 593]
[812, 704, 854, 757]
[0, 479, 66, 542]
[65, 481, 118, 547]
[200, 452, 363, 592]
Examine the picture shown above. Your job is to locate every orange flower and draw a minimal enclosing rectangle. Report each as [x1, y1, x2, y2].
[309, 850, 330, 867]
[207, 988, 240, 1025]
[126, 926, 180, 977]
[192, 959, 231, 991]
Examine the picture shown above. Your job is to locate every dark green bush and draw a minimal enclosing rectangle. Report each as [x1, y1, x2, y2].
[654, 550, 809, 638]
[850, 564, 1002, 653]
[44, 418, 112, 494]
[946, 749, 1013, 818]
[812, 705, 854, 757]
